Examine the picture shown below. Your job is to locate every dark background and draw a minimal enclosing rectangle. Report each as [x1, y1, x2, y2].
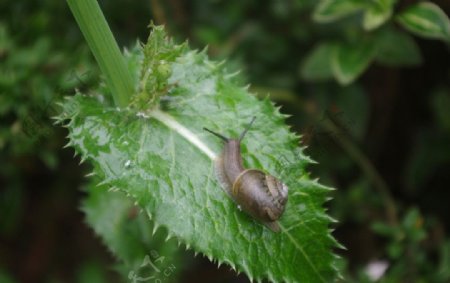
[1, 0, 450, 282]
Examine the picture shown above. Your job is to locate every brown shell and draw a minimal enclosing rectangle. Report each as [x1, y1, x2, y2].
[232, 169, 288, 231]
[214, 142, 289, 232]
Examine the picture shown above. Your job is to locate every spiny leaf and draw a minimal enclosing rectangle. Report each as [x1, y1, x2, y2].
[60, 26, 340, 282]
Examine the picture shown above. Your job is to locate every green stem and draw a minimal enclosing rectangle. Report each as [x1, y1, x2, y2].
[320, 118, 398, 226]
[67, 0, 134, 107]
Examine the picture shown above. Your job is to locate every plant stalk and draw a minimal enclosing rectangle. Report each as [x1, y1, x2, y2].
[67, 0, 134, 107]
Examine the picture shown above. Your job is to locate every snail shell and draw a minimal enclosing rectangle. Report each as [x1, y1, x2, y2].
[204, 118, 288, 232]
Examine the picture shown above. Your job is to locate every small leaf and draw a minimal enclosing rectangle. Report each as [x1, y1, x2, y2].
[313, 0, 365, 23]
[375, 27, 422, 67]
[363, 0, 395, 31]
[61, 26, 340, 282]
[300, 43, 335, 82]
[331, 39, 377, 85]
[371, 221, 396, 237]
[396, 2, 450, 42]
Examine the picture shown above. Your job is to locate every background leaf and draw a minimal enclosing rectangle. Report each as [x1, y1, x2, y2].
[300, 43, 335, 82]
[331, 39, 377, 85]
[397, 2, 450, 42]
[58, 27, 339, 283]
[374, 27, 422, 67]
[363, 0, 395, 31]
[313, 0, 365, 23]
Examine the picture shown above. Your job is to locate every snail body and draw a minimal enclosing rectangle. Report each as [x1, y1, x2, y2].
[204, 117, 288, 232]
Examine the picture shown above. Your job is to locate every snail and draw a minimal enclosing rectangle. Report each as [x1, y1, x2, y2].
[203, 117, 288, 232]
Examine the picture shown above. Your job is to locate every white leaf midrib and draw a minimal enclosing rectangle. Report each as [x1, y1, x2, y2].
[150, 109, 217, 160]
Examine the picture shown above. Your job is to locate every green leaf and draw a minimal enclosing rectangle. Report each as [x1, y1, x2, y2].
[313, 0, 365, 23]
[437, 240, 450, 280]
[300, 43, 335, 82]
[82, 182, 182, 280]
[363, 0, 395, 31]
[396, 2, 450, 42]
[375, 27, 422, 67]
[371, 221, 396, 237]
[331, 39, 378, 85]
[58, 26, 339, 282]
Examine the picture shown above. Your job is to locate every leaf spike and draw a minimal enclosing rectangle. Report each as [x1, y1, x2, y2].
[244, 270, 253, 282]
[230, 262, 237, 271]
[267, 272, 276, 283]
[152, 224, 159, 235]
[241, 260, 252, 279]
[63, 141, 73, 148]
[79, 156, 87, 165]
[214, 60, 226, 71]
[335, 241, 347, 250]
[200, 45, 209, 54]
[51, 114, 63, 121]
[328, 215, 338, 223]
[96, 179, 109, 187]
[224, 70, 241, 79]
[84, 171, 96, 178]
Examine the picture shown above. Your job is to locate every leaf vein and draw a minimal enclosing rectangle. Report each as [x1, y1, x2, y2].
[280, 223, 327, 283]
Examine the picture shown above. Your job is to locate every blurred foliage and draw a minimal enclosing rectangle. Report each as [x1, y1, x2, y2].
[1, 0, 450, 282]
[82, 182, 183, 282]
[0, 22, 97, 168]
